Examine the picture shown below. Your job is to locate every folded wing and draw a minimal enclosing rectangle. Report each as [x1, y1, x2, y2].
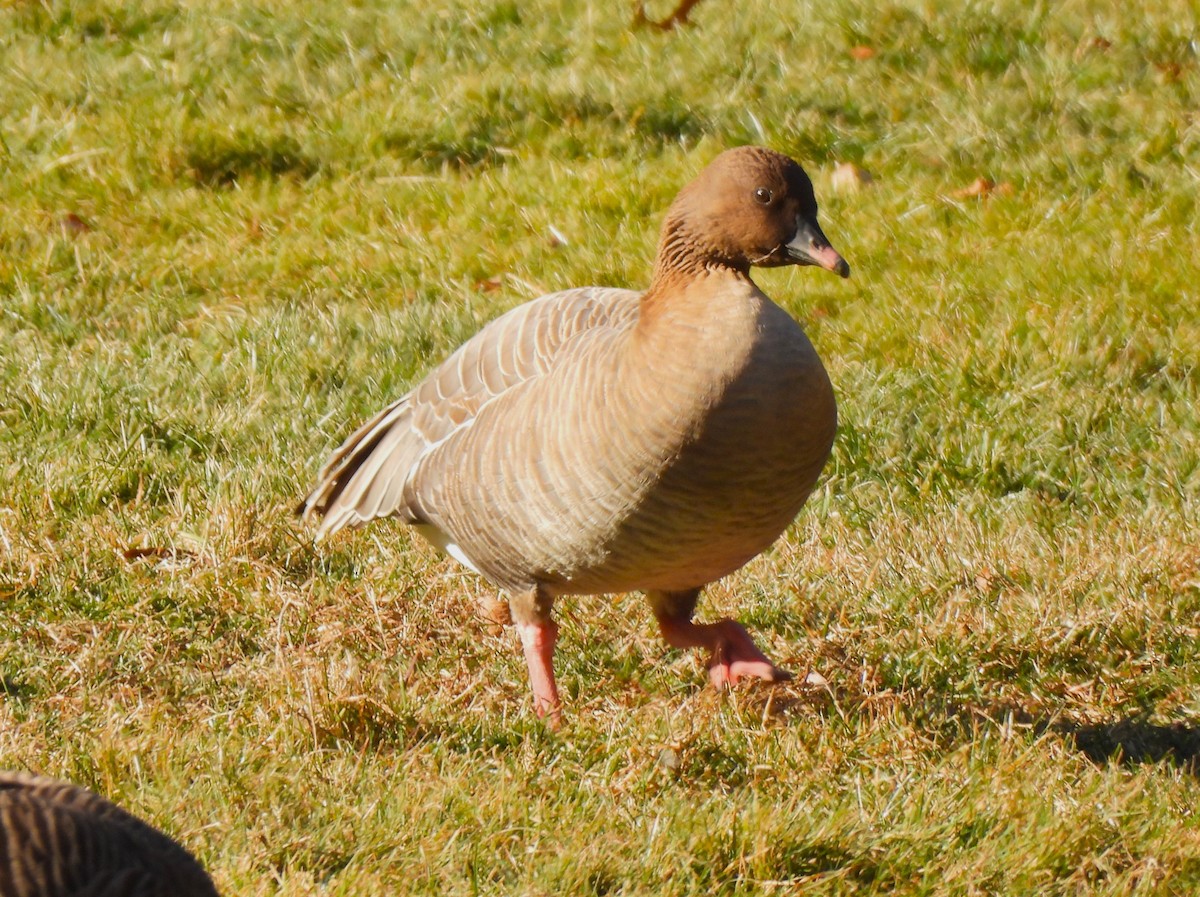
[299, 287, 641, 537]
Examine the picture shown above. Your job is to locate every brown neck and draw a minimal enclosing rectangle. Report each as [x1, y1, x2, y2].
[638, 211, 752, 329]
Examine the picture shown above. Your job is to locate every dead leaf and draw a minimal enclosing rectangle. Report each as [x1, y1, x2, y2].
[952, 177, 1015, 200]
[955, 177, 993, 198]
[477, 594, 512, 636]
[631, 0, 704, 30]
[474, 275, 504, 294]
[1074, 36, 1112, 61]
[61, 213, 91, 236]
[974, 566, 997, 593]
[849, 45, 876, 61]
[1061, 681, 1095, 701]
[1154, 61, 1185, 83]
[831, 162, 874, 193]
[121, 545, 197, 567]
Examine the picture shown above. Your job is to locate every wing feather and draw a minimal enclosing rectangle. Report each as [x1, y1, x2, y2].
[298, 287, 641, 537]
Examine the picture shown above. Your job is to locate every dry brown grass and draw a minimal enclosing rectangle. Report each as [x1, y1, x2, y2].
[3, 0, 1199, 893]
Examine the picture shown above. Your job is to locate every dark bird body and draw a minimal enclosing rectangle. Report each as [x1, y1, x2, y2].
[0, 772, 219, 897]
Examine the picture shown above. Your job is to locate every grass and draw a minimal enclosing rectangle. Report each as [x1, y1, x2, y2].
[1, 0, 1199, 893]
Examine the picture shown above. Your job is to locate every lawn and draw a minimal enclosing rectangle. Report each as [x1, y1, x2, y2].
[1, 0, 1199, 894]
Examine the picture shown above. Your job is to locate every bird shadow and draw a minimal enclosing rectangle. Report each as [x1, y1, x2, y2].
[928, 702, 1200, 776]
[746, 680, 1200, 776]
[1049, 715, 1200, 774]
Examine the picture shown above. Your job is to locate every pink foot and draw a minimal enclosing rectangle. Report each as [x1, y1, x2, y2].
[516, 618, 562, 728]
[657, 616, 791, 690]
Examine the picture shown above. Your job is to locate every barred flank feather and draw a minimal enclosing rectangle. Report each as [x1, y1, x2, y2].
[0, 773, 219, 897]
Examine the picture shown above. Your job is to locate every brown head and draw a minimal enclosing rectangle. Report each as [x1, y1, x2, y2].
[652, 146, 850, 281]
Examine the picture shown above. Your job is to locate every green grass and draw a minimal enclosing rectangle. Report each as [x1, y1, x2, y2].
[2, 0, 1199, 893]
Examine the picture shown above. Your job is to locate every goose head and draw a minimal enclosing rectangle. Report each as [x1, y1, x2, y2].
[656, 146, 850, 279]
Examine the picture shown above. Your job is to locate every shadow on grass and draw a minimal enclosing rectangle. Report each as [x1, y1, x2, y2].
[750, 671, 1200, 777]
[1052, 717, 1200, 774]
[0, 676, 34, 702]
[943, 702, 1200, 776]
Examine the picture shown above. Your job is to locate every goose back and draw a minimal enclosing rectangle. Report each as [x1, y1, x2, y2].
[0, 772, 219, 897]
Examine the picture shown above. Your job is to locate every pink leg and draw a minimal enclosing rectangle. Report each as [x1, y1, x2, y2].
[650, 590, 791, 689]
[515, 618, 561, 727]
[511, 587, 562, 728]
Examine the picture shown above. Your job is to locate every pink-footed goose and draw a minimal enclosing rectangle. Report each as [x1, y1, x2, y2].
[0, 772, 220, 897]
[300, 146, 849, 725]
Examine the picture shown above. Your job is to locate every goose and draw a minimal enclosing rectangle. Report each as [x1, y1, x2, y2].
[0, 771, 219, 897]
[300, 146, 849, 725]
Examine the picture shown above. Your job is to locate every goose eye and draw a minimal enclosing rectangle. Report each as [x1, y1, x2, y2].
[753, 188, 773, 205]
